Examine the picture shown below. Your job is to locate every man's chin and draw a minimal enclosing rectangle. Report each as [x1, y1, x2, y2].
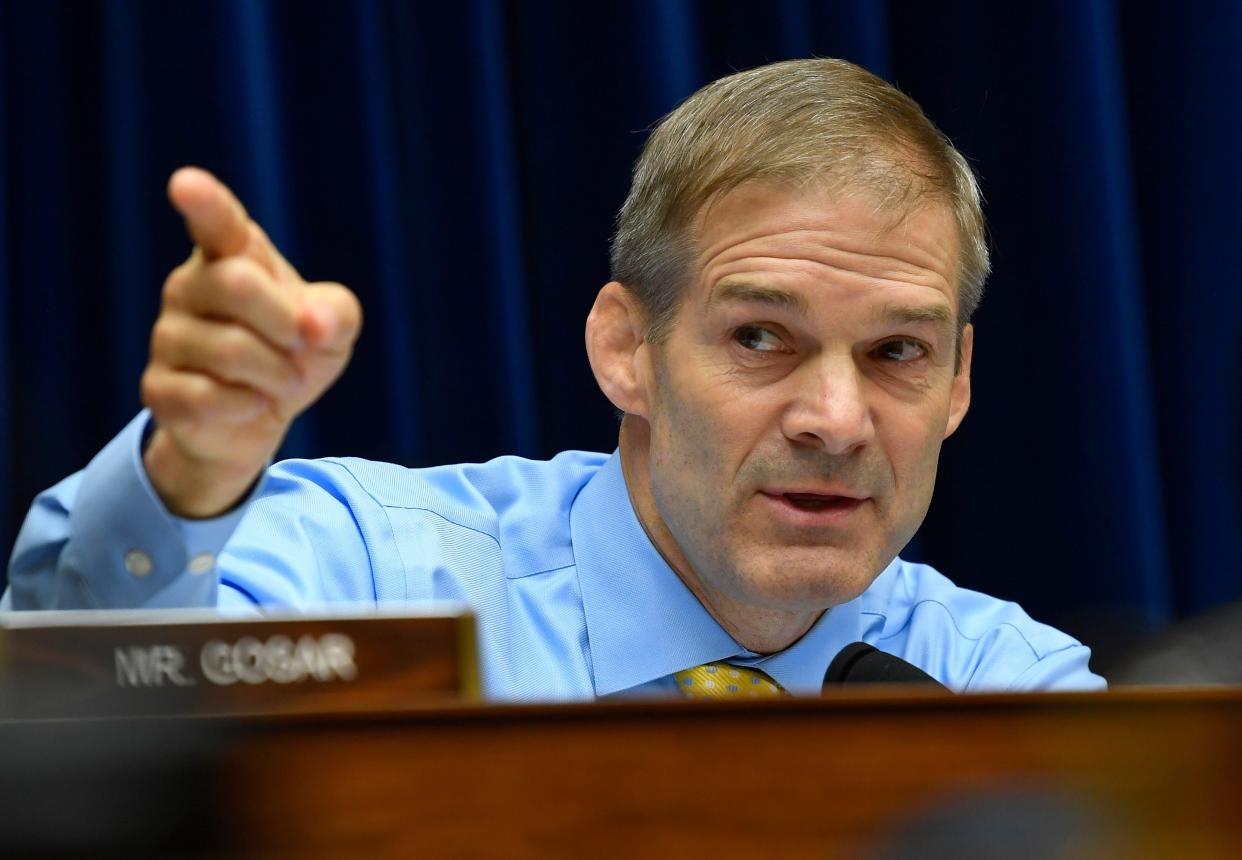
[730, 546, 887, 610]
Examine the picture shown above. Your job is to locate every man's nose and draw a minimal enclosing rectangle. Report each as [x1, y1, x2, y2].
[780, 355, 876, 456]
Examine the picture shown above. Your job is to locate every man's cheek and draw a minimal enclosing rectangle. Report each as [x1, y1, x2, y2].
[883, 412, 942, 462]
[893, 439, 944, 518]
[665, 397, 717, 459]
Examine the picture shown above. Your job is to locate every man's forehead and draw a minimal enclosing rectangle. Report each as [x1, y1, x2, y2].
[693, 180, 958, 254]
[689, 183, 962, 311]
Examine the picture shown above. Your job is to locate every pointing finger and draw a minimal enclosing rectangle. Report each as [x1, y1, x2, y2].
[168, 167, 252, 261]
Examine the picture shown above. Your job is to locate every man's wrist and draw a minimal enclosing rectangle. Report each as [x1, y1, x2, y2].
[142, 429, 263, 519]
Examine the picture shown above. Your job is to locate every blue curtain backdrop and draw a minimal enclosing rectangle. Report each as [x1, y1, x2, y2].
[1, 0, 1238, 666]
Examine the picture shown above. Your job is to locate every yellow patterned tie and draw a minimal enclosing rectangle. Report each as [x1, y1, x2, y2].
[675, 661, 787, 699]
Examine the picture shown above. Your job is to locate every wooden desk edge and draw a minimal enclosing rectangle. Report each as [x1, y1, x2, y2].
[3, 683, 1238, 730]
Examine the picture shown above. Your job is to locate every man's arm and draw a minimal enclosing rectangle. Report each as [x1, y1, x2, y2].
[6, 413, 388, 611]
[5, 170, 363, 610]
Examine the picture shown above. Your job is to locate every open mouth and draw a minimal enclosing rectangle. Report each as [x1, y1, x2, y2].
[781, 493, 861, 511]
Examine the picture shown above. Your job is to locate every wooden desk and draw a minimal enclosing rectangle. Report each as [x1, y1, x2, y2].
[2, 688, 1239, 858]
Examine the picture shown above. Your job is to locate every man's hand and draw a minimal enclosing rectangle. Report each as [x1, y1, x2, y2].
[141, 168, 362, 518]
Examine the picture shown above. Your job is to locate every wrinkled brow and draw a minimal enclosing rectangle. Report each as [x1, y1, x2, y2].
[709, 281, 810, 317]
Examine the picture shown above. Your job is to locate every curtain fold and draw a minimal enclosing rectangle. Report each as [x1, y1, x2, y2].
[355, 0, 421, 463]
[1, 1, 1238, 655]
[470, 0, 538, 455]
[0, 6, 10, 554]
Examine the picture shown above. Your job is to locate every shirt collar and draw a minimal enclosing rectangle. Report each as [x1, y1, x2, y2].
[570, 450, 866, 697]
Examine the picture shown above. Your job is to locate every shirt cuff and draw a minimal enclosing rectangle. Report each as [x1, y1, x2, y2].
[64, 411, 267, 608]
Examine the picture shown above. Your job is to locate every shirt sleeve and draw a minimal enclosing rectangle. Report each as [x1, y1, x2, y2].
[861, 560, 1109, 693]
[4, 412, 386, 611]
[1005, 644, 1108, 692]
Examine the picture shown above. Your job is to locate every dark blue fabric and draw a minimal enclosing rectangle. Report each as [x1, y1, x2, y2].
[1, 1, 1238, 656]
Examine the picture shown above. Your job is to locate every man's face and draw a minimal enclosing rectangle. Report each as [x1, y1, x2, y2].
[636, 182, 972, 614]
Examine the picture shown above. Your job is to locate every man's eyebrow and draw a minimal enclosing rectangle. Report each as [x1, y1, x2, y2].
[709, 282, 810, 317]
[874, 303, 954, 329]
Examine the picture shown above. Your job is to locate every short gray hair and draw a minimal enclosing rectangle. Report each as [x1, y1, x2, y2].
[610, 58, 989, 344]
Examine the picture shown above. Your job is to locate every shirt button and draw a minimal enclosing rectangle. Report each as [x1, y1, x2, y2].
[124, 550, 153, 578]
[188, 553, 215, 575]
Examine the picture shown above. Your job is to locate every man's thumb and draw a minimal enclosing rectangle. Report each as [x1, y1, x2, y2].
[300, 283, 363, 353]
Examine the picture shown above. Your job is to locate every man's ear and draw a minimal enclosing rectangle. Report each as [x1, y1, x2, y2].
[944, 323, 973, 438]
[585, 281, 653, 418]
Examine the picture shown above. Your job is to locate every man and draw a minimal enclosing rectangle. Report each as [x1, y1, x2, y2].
[5, 59, 1105, 697]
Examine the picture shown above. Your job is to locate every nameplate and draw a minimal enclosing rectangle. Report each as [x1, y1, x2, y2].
[0, 606, 478, 718]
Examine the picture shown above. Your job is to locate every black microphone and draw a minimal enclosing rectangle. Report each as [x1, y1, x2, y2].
[822, 642, 948, 690]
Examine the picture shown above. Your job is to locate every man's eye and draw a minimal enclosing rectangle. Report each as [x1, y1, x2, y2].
[874, 339, 927, 362]
[734, 325, 787, 352]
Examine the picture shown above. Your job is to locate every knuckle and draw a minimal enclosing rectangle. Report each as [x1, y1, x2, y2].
[149, 316, 179, 358]
[139, 367, 163, 408]
[216, 258, 259, 304]
[178, 374, 216, 414]
[210, 327, 251, 375]
[162, 267, 189, 308]
[142, 369, 193, 425]
[142, 365, 227, 426]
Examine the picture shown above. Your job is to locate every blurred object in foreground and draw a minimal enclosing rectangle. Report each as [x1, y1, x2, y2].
[0, 718, 227, 858]
[867, 783, 1121, 860]
[0, 688, 1239, 857]
[1110, 600, 1242, 685]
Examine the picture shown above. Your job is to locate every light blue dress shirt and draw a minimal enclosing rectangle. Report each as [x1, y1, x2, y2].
[6, 413, 1106, 698]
